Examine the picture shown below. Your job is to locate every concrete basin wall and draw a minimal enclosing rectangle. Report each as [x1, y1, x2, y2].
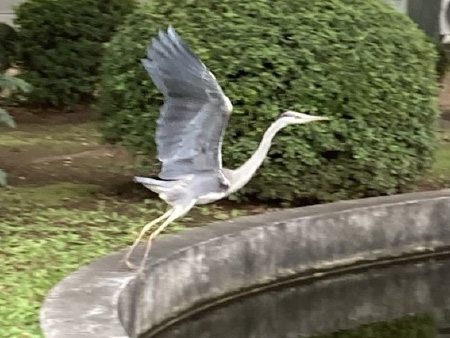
[40, 190, 450, 338]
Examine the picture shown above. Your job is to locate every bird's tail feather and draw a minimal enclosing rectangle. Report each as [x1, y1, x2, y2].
[134, 176, 176, 194]
[134, 176, 169, 186]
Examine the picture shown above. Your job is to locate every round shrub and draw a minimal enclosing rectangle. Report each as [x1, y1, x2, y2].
[15, 0, 137, 106]
[98, 0, 438, 204]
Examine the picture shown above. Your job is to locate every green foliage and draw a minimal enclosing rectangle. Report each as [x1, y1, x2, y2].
[0, 23, 18, 71]
[0, 73, 32, 128]
[14, 0, 137, 107]
[98, 0, 438, 203]
[0, 106, 15, 129]
[0, 169, 6, 186]
[0, 182, 247, 336]
[0, 73, 31, 104]
[0, 73, 31, 185]
[314, 314, 435, 338]
[0, 185, 166, 337]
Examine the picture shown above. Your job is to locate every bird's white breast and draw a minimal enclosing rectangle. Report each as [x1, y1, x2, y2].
[197, 191, 228, 205]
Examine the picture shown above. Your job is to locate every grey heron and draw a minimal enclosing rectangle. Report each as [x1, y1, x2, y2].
[125, 26, 329, 269]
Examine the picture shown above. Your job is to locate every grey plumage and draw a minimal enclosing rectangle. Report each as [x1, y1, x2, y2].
[141, 26, 232, 181]
[125, 26, 329, 270]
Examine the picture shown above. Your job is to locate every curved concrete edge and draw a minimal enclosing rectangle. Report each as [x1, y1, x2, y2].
[40, 190, 450, 338]
[40, 250, 135, 338]
[153, 257, 450, 338]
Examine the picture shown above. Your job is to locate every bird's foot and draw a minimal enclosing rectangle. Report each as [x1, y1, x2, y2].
[122, 257, 139, 270]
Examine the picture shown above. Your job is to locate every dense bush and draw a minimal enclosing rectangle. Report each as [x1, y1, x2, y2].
[0, 23, 18, 71]
[98, 0, 438, 204]
[15, 0, 136, 106]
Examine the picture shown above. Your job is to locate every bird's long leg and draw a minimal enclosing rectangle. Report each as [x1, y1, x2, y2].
[123, 208, 172, 269]
[138, 205, 192, 271]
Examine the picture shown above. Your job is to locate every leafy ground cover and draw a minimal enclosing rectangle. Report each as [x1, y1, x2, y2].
[0, 106, 264, 337]
[1, 72, 450, 337]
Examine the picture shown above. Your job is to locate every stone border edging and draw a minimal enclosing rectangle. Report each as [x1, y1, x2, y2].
[40, 190, 450, 338]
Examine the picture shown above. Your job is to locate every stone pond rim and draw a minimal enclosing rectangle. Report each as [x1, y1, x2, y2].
[40, 190, 450, 338]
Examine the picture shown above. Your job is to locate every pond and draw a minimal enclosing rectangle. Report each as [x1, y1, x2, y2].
[146, 255, 450, 338]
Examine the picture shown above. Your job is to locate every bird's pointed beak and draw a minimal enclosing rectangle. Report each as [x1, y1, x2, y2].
[305, 115, 330, 122]
[286, 111, 330, 123]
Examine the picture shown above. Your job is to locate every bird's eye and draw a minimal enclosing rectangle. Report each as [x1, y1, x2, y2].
[279, 112, 295, 118]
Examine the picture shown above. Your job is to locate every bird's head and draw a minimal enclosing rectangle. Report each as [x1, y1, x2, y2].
[278, 111, 329, 125]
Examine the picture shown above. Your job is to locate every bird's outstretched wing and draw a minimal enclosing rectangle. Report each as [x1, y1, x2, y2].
[141, 26, 233, 181]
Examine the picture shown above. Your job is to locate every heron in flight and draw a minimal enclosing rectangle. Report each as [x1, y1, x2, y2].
[125, 26, 329, 269]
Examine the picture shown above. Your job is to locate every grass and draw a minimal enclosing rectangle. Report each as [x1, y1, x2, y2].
[0, 123, 100, 148]
[0, 182, 102, 205]
[313, 313, 436, 338]
[431, 145, 450, 177]
[419, 128, 450, 188]
[0, 182, 248, 338]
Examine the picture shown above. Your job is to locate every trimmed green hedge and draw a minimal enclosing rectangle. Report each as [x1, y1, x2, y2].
[98, 0, 438, 204]
[15, 0, 137, 107]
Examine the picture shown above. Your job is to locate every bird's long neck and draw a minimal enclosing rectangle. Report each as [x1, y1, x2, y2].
[229, 118, 286, 194]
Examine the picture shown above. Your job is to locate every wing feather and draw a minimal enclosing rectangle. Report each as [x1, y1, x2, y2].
[142, 26, 233, 180]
